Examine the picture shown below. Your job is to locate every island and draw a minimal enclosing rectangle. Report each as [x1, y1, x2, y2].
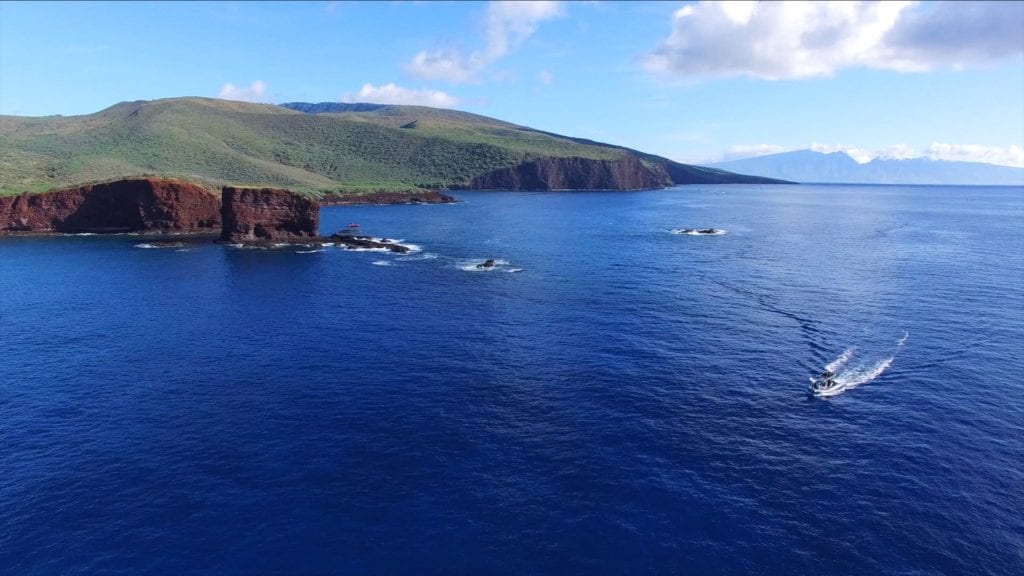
[0, 97, 787, 237]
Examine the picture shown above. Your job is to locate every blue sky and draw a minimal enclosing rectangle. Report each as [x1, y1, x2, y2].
[2, 1, 1022, 166]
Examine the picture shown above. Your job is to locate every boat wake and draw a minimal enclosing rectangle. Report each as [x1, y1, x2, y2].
[825, 347, 856, 373]
[813, 333, 907, 397]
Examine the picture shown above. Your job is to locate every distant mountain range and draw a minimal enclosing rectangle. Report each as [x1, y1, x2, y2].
[706, 149, 1024, 185]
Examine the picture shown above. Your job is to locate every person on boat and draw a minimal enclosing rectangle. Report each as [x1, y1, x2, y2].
[821, 370, 835, 387]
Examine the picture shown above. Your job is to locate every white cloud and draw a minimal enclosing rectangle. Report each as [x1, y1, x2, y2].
[406, 1, 564, 83]
[926, 143, 1024, 167]
[644, 1, 1024, 80]
[876, 144, 918, 160]
[484, 0, 564, 60]
[406, 48, 482, 84]
[723, 144, 793, 161]
[218, 80, 268, 102]
[885, 2, 1024, 70]
[342, 83, 460, 108]
[538, 69, 554, 84]
[810, 143, 875, 163]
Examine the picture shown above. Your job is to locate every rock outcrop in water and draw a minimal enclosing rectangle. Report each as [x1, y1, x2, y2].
[328, 232, 412, 253]
[0, 178, 221, 233]
[465, 155, 671, 191]
[220, 186, 319, 242]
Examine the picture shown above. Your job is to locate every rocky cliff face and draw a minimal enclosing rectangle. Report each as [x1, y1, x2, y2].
[465, 155, 672, 191]
[220, 187, 319, 242]
[0, 178, 221, 233]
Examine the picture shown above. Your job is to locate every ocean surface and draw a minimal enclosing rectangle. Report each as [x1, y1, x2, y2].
[2, 184, 1022, 575]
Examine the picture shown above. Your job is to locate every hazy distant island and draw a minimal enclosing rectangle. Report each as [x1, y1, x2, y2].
[707, 149, 1024, 185]
[0, 96, 787, 235]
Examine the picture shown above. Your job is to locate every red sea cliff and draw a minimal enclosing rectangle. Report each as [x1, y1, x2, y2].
[0, 178, 221, 233]
[220, 187, 320, 242]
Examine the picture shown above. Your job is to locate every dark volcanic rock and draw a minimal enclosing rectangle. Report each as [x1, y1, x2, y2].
[220, 187, 319, 242]
[319, 190, 455, 206]
[476, 259, 496, 269]
[0, 178, 221, 233]
[465, 155, 671, 191]
[328, 233, 411, 253]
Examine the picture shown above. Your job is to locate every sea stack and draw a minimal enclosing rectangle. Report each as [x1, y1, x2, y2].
[220, 186, 320, 242]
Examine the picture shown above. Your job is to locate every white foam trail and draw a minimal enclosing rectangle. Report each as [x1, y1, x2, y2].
[897, 332, 909, 347]
[825, 347, 856, 373]
[295, 249, 322, 254]
[834, 357, 894, 390]
[372, 260, 391, 266]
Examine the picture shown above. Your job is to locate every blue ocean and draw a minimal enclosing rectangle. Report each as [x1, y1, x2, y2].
[2, 184, 1022, 575]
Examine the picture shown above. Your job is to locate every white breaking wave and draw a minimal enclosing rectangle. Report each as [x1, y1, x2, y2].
[134, 242, 185, 249]
[372, 260, 391, 266]
[898, 331, 909, 347]
[398, 253, 438, 261]
[458, 258, 513, 272]
[670, 228, 727, 236]
[343, 246, 391, 253]
[339, 237, 422, 253]
[295, 249, 322, 254]
[397, 242, 423, 253]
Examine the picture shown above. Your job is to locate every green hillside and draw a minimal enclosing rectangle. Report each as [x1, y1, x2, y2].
[0, 97, 775, 197]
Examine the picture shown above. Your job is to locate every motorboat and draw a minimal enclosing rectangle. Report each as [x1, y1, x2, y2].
[809, 369, 846, 397]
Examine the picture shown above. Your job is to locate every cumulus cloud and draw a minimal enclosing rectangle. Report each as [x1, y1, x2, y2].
[218, 80, 268, 102]
[644, 1, 1024, 80]
[926, 143, 1024, 167]
[342, 83, 460, 108]
[875, 144, 918, 160]
[885, 2, 1024, 70]
[810, 143, 875, 163]
[406, 48, 483, 84]
[406, 1, 564, 83]
[723, 144, 793, 161]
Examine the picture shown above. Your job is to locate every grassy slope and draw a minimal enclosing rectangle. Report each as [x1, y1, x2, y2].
[0, 97, 769, 197]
